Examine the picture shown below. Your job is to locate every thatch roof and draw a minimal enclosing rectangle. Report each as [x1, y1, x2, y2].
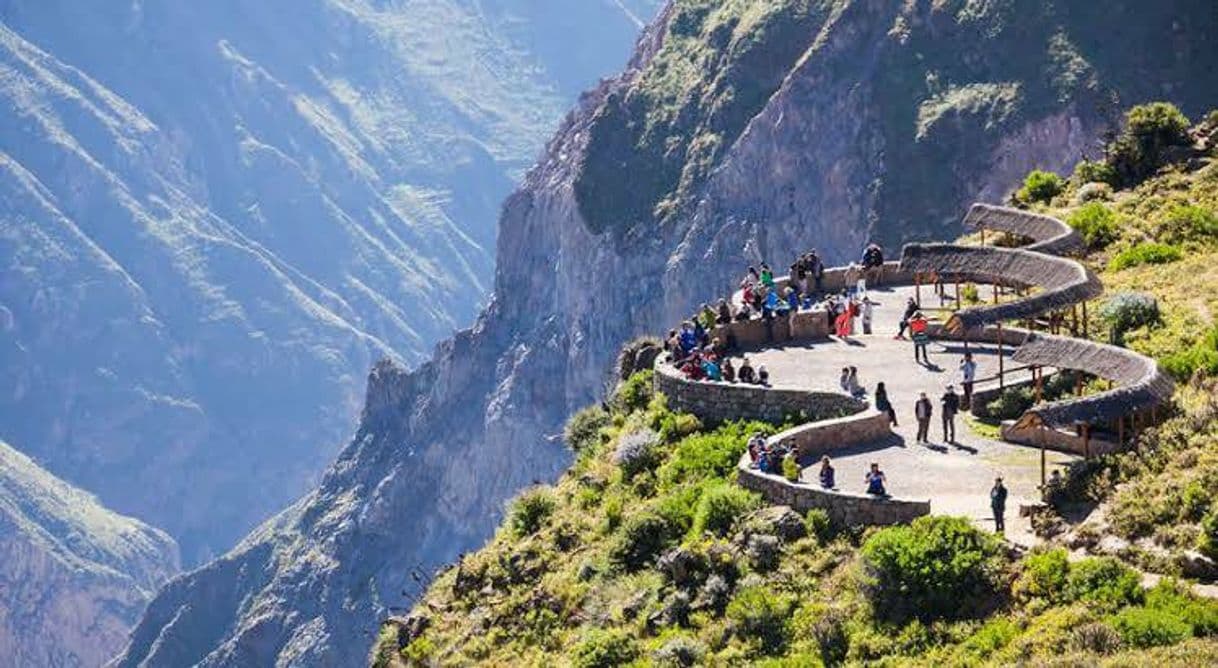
[1012, 333, 1174, 429]
[898, 244, 1103, 335]
[963, 203, 1084, 256]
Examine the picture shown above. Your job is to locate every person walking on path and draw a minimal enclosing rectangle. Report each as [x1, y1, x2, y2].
[819, 456, 836, 489]
[895, 297, 919, 339]
[914, 392, 933, 443]
[861, 296, 876, 335]
[865, 462, 888, 496]
[910, 312, 931, 364]
[875, 382, 897, 426]
[960, 353, 977, 409]
[941, 385, 960, 443]
[991, 476, 1008, 534]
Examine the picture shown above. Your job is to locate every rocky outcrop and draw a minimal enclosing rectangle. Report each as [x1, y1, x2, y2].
[117, 2, 1218, 666]
[0, 439, 179, 668]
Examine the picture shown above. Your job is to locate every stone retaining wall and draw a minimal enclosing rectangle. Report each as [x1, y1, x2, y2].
[654, 362, 863, 424]
[737, 460, 930, 527]
[770, 410, 893, 460]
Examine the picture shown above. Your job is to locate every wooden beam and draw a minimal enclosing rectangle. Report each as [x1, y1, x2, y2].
[1082, 300, 1089, 338]
[997, 321, 1005, 389]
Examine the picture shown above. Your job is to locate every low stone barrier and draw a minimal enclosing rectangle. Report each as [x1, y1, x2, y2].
[770, 409, 893, 460]
[654, 362, 862, 424]
[737, 458, 930, 527]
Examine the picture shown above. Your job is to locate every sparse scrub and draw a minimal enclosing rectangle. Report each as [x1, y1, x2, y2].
[509, 487, 556, 536]
[1109, 242, 1183, 271]
[1067, 202, 1119, 248]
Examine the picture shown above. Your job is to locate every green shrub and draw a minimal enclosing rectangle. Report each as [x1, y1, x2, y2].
[1157, 204, 1218, 245]
[1017, 169, 1065, 203]
[962, 617, 1020, 658]
[572, 628, 638, 668]
[860, 516, 1005, 622]
[691, 483, 761, 537]
[1145, 579, 1218, 636]
[509, 487, 556, 536]
[1065, 557, 1143, 610]
[657, 412, 702, 443]
[1161, 327, 1218, 380]
[1099, 291, 1160, 344]
[805, 508, 832, 544]
[651, 635, 707, 667]
[608, 512, 672, 571]
[1073, 159, 1119, 187]
[725, 585, 796, 654]
[1014, 547, 1071, 605]
[566, 406, 610, 454]
[614, 370, 655, 413]
[986, 386, 1035, 421]
[1108, 102, 1192, 185]
[1109, 242, 1183, 271]
[664, 420, 776, 484]
[655, 484, 704, 536]
[1201, 509, 1218, 560]
[961, 283, 980, 304]
[1110, 606, 1191, 648]
[1067, 202, 1119, 248]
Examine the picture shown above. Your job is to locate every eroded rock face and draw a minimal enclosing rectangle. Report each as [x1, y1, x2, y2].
[117, 2, 1218, 666]
[0, 440, 179, 667]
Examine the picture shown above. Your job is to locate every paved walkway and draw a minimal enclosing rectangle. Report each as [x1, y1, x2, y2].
[730, 284, 1077, 546]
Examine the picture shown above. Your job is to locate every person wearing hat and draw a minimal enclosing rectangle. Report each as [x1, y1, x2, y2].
[941, 384, 961, 443]
[914, 391, 933, 443]
[991, 476, 1009, 533]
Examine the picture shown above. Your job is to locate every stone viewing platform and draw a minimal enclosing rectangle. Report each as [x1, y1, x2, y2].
[652, 204, 1173, 544]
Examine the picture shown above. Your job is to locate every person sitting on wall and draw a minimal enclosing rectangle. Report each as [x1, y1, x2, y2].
[738, 357, 757, 384]
[735, 302, 753, 322]
[800, 292, 815, 311]
[785, 286, 800, 312]
[741, 280, 756, 312]
[722, 358, 736, 383]
[819, 456, 836, 489]
[806, 250, 824, 293]
[680, 353, 705, 380]
[664, 329, 679, 356]
[757, 364, 770, 386]
[709, 337, 728, 358]
[679, 321, 698, 354]
[699, 303, 718, 332]
[702, 356, 722, 382]
[790, 261, 805, 295]
[716, 299, 733, 324]
[747, 433, 766, 465]
[865, 462, 888, 497]
[747, 265, 761, 285]
[760, 262, 775, 288]
[861, 243, 884, 269]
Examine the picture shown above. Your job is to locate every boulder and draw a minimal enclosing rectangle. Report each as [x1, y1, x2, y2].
[1178, 550, 1218, 581]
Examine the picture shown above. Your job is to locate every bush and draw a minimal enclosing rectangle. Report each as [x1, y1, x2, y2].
[1110, 607, 1191, 648]
[1201, 509, 1218, 560]
[962, 618, 1020, 658]
[1070, 622, 1123, 655]
[1161, 327, 1218, 381]
[1156, 204, 1218, 245]
[1014, 547, 1070, 605]
[1109, 102, 1192, 185]
[1073, 159, 1119, 187]
[652, 635, 707, 667]
[1067, 202, 1119, 248]
[614, 429, 661, 479]
[657, 412, 701, 443]
[572, 628, 638, 668]
[566, 406, 610, 454]
[1145, 579, 1218, 636]
[614, 370, 654, 413]
[725, 585, 796, 654]
[1109, 242, 1183, 271]
[782, 453, 800, 482]
[1074, 181, 1114, 204]
[509, 487, 556, 536]
[1099, 291, 1160, 344]
[608, 513, 672, 571]
[664, 420, 776, 484]
[1016, 169, 1065, 204]
[805, 508, 833, 544]
[986, 386, 1035, 421]
[691, 483, 761, 537]
[861, 516, 1005, 622]
[1065, 557, 1143, 610]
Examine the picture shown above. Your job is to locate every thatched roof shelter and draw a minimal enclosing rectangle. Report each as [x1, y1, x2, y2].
[963, 203, 1085, 256]
[1011, 333, 1174, 430]
[898, 244, 1103, 335]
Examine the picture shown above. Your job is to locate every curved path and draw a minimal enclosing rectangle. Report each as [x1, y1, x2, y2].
[654, 204, 1172, 543]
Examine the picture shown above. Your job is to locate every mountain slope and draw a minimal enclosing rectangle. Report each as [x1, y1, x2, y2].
[117, 1, 1218, 666]
[0, 0, 655, 561]
[0, 438, 179, 668]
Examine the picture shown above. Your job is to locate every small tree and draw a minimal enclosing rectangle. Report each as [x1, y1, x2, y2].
[1067, 202, 1119, 248]
[1016, 169, 1065, 204]
[1108, 102, 1191, 185]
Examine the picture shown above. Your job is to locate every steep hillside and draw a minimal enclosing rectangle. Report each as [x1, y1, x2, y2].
[116, 2, 1218, 666]
[0, 0, 655, 561]
[0, 438, 179, 667]
[372, 106, 1218, 666]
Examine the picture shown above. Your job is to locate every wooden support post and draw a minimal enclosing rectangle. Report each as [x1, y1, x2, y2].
[980, 228, 986, 246]
[994, 283, 1000, 304]
[1118, 416, 1125, 448]
[1082, 300, 1089, 338]
[1040, 439, 1047, 489]
[955, 281, 961, 310]
[1083, 423, 1092, 460]
[1034, 366, 1043, 403]
[915, 273, 922, 304]
[997, 321, 1005, 389]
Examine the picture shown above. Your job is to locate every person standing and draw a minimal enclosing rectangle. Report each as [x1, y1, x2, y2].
[895, 297, 919, 339]
[941, 385, 960, 443]
[910, 312, 930, 364]
[960, 353, 977, 409]
[875, 382, 897, 426]
[819, 456, 836, 489]
[914, 391, 933, 443]
[861, 296, 875, 335]
[991, 476, 1008, 534]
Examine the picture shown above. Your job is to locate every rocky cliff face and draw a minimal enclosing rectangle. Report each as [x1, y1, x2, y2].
[0, 0, 654, 563]
[116, 1, 1218, 665]
[0, 439, 179, 668]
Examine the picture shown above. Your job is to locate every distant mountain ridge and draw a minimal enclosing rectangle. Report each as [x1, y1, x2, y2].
[0, 0, 657, 563]
[0, 438, 179, 667]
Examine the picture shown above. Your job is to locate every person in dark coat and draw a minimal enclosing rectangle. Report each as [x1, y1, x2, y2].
[991, 476, 1009, 534]
[914, 391, 933, 443]
[941, 385, 960, 443]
